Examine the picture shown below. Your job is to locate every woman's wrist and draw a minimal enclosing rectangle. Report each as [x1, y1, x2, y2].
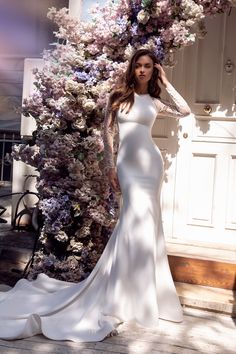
[161, 78, 169, 88]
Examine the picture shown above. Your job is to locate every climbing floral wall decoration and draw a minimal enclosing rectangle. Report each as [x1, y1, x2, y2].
[13, 0, 232, 282]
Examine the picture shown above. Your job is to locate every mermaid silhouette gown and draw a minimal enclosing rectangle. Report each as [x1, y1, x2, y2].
[0, 82, 191, 342]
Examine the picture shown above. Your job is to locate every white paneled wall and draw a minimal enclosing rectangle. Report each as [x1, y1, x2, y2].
[21, 59, 44, 137]
[69, 0, 82, 18]
[10, 1, 69, 224]
[12, 59, 43, 225]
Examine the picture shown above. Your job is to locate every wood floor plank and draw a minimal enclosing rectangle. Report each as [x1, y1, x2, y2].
[0, 308, 235, 354]
[169, 255, 236, 290]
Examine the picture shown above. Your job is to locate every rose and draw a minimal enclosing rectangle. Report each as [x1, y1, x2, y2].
[137, 10, 150, 25]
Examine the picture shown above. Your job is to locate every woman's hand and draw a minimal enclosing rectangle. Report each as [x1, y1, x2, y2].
[154, 63, 169, 88]
[108, 168, 121, 192]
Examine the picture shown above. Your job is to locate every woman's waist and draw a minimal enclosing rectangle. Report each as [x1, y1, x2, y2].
[118, 136, 161, 156]
[118, 123, 152, 140]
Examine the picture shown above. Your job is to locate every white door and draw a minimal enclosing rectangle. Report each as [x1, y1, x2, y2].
[172, 9, 236, 246]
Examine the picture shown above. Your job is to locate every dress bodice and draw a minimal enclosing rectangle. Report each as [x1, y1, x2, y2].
[102, 82, 191, 172]
[117, 94, 157, 129]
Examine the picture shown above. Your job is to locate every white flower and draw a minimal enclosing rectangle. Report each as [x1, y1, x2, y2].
[65, 79, 84, 93]
[137, 10, 150, 25]
[181, 0, 204, 21]
[90, 85, 99, 96]
[70, 240, 83, 252]
[155, 6, 162, 17]
[72, 117, 86, 130]
[83, 99, 96, 112]
[55, 231, 69, 242]
[110, 24, 121, 33]
[186, 19, 195, 27]
[124, 44, 135, 60]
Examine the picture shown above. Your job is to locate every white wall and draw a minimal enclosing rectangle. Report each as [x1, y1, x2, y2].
[69, 0, 106, 20]
[69, 0, 82, 18]
[21, 58, 44, 137]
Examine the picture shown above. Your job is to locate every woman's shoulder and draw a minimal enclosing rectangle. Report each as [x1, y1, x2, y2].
[150, 95, 162, 104]
[150, 96, 164, 112]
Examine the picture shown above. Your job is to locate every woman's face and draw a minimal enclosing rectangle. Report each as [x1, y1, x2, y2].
[134, 55, 154, 85]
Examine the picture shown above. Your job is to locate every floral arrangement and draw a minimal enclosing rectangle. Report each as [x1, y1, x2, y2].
[13, 0, 232, 282]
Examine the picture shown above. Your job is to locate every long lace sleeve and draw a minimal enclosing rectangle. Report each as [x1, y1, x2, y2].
[154, 82, 191, 118]
[102, 97, 117, 172]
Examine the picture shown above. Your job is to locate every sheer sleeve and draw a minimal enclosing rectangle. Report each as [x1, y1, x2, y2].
[154, 82, 191, 118]
[102, 97, 117, 172]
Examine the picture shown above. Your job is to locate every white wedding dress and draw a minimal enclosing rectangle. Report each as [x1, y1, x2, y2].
[0, 82, 190, 342]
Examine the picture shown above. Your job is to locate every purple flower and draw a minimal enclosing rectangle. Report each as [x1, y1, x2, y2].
[130, 23, 139, 36]
[116, 16, 128, 33]
[154, 37, 165, 62]
[39, 194, 72, 234]
[83, 60, 93, 70]
[74, 71, 89, 82]
[131, 0, 142, 17]
[139, 35, 148, 44]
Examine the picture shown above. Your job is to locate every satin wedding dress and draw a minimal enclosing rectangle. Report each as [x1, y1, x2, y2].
[0, 82, 190, 342]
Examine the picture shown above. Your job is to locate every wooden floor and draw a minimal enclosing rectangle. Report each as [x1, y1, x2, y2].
[0, 307, 235, 354]
[1, 224, 236, 353]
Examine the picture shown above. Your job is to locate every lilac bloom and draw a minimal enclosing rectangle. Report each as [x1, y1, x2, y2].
[74, 71, 89, 82]
[130, 23, 139, 36]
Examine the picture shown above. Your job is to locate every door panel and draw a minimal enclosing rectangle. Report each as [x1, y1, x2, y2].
[195, 16, 224, 104]
[225, 154, 236, 231]
[173, 9, 236, 245]
[187, 153, 216, 227]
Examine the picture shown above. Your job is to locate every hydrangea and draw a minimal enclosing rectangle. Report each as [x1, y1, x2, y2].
[39, 195, 72, 234]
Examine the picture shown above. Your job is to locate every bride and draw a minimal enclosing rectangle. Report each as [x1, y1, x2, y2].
[0, 49, 191, 342]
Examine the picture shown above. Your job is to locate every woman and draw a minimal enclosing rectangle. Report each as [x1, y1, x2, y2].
[0, 49, 191, 343]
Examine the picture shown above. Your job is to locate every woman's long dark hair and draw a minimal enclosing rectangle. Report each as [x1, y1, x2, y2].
[110, 49, 162, 113]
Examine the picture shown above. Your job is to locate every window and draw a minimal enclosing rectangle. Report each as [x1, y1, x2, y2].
[0, 132, 21, 182]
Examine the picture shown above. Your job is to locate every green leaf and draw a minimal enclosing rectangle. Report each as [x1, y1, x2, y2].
[97, 152, 103, 160]
[142, 0, 152, 9]
[77, 152, 85, 161]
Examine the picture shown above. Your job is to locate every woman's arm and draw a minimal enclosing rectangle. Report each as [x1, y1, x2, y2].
[154, 63, 191, 118]
[102, 97, 120, 191]
[156, 82, 191, 117]
[102, 98, 116, 171]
